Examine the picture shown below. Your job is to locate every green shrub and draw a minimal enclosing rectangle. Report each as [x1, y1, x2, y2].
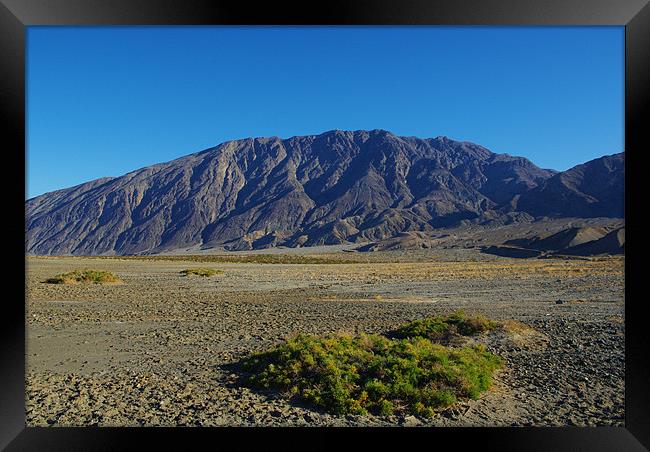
[44, 270, 121, 285]
[179, 268, 222, 277]
[390, 310, 498, 342]
[240, 332, 502, 417]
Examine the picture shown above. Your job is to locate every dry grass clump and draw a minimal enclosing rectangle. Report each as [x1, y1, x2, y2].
[498, 319, 549, 349]
[179, 268, 223, 277]
[44, 270, 121, 285]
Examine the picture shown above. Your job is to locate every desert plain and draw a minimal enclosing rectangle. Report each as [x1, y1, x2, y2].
[25, 247, 624, 427]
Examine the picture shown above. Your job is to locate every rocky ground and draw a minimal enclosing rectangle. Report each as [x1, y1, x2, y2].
[25, 249, 625, 427]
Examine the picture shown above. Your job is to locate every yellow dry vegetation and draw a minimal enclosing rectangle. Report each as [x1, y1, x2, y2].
[498, 319, 549, 350]
[293, 257, 623, 282]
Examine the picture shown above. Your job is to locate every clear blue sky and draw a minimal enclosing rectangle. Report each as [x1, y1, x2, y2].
[26, 26, 624, 199]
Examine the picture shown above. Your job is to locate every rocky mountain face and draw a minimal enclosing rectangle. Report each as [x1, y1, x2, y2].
[25, 129, 624, 255]
[515, 153, 624, 218]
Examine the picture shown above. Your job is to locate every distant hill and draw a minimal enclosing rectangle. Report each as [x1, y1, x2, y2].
[25, 129, 624, 255]
[562, 227, 625, 256]
[483, 226, 624, 258]
[503, 226, 610, 252]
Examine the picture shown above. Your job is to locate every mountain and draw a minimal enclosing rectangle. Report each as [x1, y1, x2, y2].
[25, 129, 623, 255]
[514, 153, 624, 218]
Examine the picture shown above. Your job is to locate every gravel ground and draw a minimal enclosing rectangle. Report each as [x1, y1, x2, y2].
[25, 250, 624, 427]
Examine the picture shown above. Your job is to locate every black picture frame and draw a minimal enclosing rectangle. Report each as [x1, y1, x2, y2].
[2, 0, 648, 450]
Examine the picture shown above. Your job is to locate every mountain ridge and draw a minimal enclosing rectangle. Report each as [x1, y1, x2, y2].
[26, 129, 624, 255]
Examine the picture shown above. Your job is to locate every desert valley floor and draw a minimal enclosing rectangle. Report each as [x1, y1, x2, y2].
[25, 248, 624, 427]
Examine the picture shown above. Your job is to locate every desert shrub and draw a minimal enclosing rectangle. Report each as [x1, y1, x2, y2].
[390, 311, 498, 342]
[240, 332, 502, 417]
[44, 270, 121, 285]
[179, 268, 222, 277]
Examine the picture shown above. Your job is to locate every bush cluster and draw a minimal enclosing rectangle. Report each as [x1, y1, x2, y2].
[390, 310, 498, 342]
[44, 270, 121, 284]
[240, 313, 502, 417]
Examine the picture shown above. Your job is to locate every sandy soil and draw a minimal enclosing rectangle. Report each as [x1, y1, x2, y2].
[25, 249, 624, 427]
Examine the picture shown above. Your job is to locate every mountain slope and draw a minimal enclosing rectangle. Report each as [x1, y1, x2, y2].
[515, 153, 624, 218]
[503, 226, 610, 252]
[562, 227, 624, 256]
[26, 130, 621, 255]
